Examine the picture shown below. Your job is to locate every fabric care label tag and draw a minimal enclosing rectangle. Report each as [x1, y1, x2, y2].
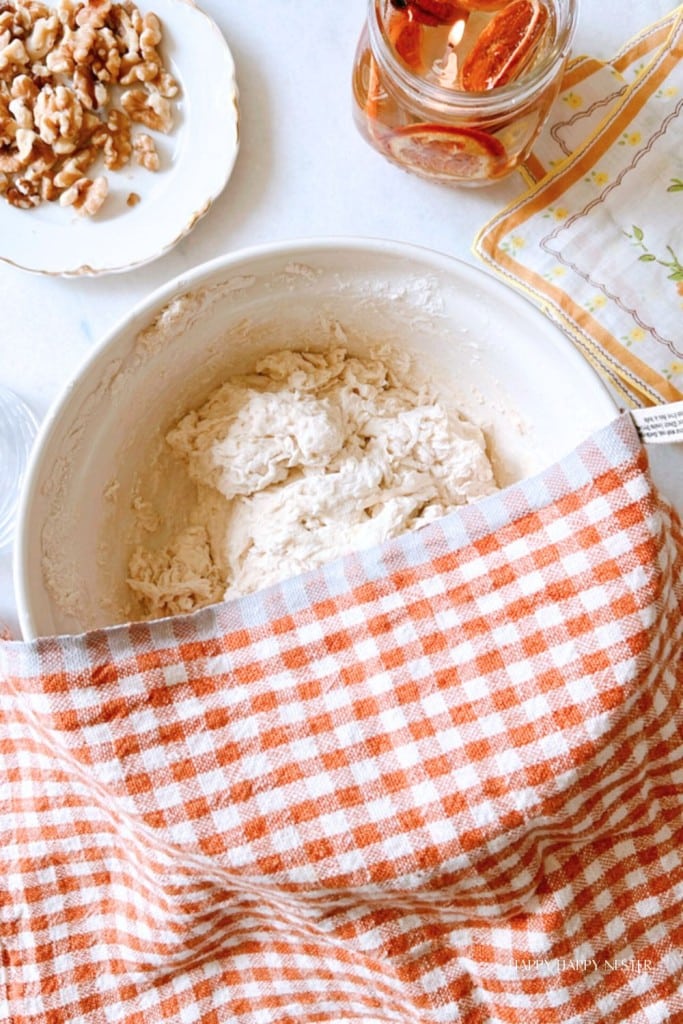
[631, 401, 683, 444]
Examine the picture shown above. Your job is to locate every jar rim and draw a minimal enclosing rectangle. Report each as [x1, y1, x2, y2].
[368, 0, 578, 114]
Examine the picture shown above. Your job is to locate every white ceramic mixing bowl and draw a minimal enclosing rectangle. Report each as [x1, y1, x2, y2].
[15, 238, 617, 638]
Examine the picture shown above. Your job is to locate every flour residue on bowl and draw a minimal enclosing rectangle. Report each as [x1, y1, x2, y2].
[33, 262, 542, 635]
[126, 344, 498, 618]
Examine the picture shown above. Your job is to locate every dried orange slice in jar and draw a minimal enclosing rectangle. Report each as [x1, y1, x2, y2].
[456, 0, 511, 10]
[386, 123, 507, 181]
[387, 6, 424, 71]
[391, 0, 465, 27]
[459, 0, 549, 91]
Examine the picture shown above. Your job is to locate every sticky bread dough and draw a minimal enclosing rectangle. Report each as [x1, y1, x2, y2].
[126, 345, 498, 617]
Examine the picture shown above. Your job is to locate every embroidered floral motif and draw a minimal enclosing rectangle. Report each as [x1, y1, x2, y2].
[626, 223, 683, 287]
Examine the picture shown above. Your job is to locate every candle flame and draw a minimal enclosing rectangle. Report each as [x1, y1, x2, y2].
[448, 17, 467, 49]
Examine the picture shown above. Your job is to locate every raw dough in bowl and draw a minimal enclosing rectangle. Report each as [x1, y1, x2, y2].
[15, 240, 617, 637]
[126, 344, 498, 618]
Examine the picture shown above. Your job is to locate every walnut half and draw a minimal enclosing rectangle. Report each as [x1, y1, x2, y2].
[58, 171, 107, 214]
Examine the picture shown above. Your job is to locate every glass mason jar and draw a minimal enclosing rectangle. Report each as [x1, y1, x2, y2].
[352, 0, 577, 187]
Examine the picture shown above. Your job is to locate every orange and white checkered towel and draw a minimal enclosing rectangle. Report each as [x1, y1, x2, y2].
[2, 412, 683, 1023]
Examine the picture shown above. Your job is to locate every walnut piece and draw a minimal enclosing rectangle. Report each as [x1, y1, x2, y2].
[101, 106, 130, 168]
[121, 83, 170, 132]
[59, 171, 107, 214]
[132, 128, 156, 169]
[0, 0, 178, 216]
[34, 82, 84, 152]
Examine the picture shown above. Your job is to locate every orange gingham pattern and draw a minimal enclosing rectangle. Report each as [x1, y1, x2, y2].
[2, 412, 683, 1024]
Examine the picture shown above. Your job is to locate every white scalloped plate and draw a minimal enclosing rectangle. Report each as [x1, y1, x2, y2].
[0, 0, 239, 276]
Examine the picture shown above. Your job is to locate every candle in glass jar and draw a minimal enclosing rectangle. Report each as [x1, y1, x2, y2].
[351, 0, 577, 186]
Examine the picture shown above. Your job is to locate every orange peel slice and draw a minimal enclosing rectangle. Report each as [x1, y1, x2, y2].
[459, 0, 549, 92]
[456, 0, 511, 10]
[386, 122, 507, 180]
[394, 0, 466, 28]
[388, 8, 424, 71]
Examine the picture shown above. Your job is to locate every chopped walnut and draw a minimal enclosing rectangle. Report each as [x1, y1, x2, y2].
[91, 26, 119, 81]
[8, 93, 33, 126]
[56, 0, 81, 30]
[139, 11, 159, 55]
[27, 132, 57, 171]
[33, 81, 83, 152]
[58, 171, 106, 213]
[132, 128, 155, 169]
[11, 71, 39, 101]
[14, 123, 34, 159]
[75, 0, 110, 29]
[6, 173, 41, 206]
[71, 22, 97, 63]
[44, 36, 74, 74]
[101, 104, 129, 168]
[121, 83, 170, 131]
[0, 0, 179, 216]
[52, 138, 95, 184]
[118, 54, 159, 85]
[25, 12, 59, 59]
[108, 1, 140, 56]
[0, 36, 28, 71]
[39, 168, 58, 198]
[156, 68, 177, 98]
[0, 94, 17, 144]
[0, 149, 21, 171]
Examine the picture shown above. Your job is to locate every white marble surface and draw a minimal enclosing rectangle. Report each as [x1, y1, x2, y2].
[1, 0, 681, 636]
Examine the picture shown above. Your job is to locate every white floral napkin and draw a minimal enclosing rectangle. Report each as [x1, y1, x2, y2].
[476, 6, 683, 406]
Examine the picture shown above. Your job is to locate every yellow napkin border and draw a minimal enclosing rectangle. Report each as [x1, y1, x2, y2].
[476, 6, 683, 407]
[522, 7, 683, 185]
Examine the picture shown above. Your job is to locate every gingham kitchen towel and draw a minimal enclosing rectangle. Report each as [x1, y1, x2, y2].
[477, 6, 683, 407]
[2, 411, 683, 1023]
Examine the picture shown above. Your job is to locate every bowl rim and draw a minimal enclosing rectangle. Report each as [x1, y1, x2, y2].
[13, 235, 618, 639]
